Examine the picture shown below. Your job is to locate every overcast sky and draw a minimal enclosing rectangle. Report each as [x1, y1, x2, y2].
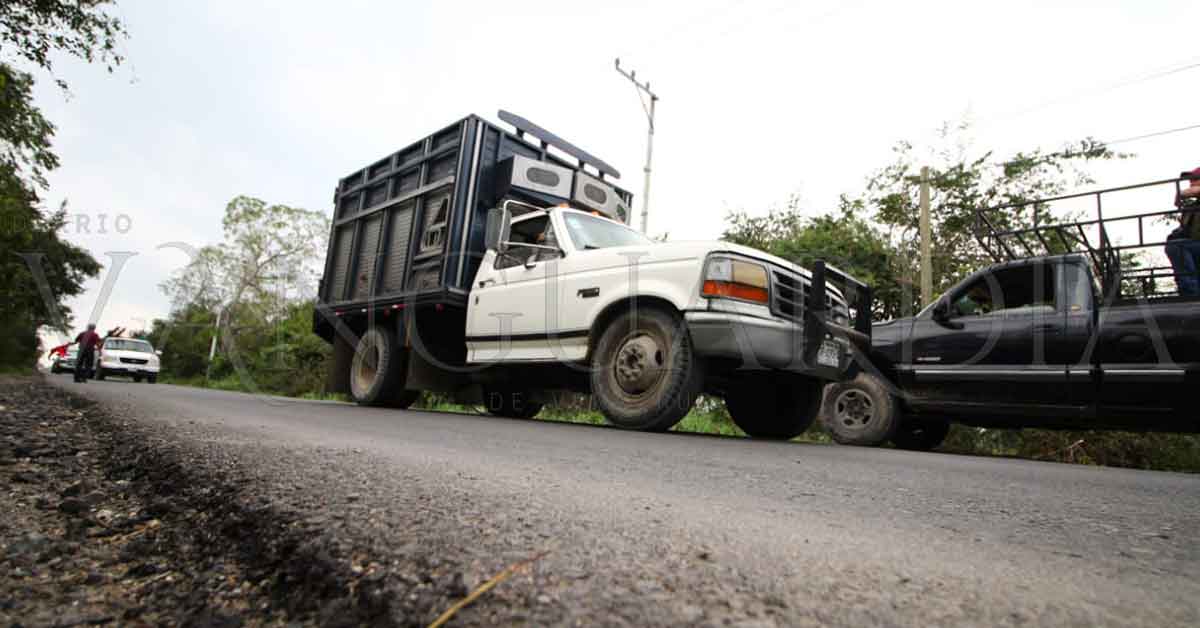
[29, 0, 1198, 343]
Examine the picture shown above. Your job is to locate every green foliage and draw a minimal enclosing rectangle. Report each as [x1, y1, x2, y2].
[943, 427, 1200, 473]
[0, 0, 127, 90]
[0, 3, 127, 368]
[0, 65, 99, 369]
[864, 129, 1124, 308]
[724, 194, 905, 319]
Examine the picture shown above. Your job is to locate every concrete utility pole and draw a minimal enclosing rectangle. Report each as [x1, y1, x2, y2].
[614, 58, 659, 234]
[918, 166, 932, 306]
[206, 307, 223, 382]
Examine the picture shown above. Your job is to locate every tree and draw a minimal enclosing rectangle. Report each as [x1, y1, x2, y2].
[0, 1, 126, 90]
[0, 2, 127, 368]
[724, 123, 1126, 325]
[723, 194, 904, 319]
[865, 124, 1123, 309]
[159, 195, 329, 388]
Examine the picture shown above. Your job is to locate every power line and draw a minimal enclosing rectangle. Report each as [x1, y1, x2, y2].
[982, 56, 1200, 126]
[1100, 123, 1200, 147]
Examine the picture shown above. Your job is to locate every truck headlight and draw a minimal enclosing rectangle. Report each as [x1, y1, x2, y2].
[702, 256, 769, 304]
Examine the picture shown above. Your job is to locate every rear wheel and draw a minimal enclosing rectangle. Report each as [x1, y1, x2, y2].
[349, 325, 415, 407]
[819, 372, 900, 446]
[890, 417, 950, 451]
[95, 369, 106, 381]
[482, 388, 543, 419]
[590, 307, 702, 432]
[725, 377, 822, 440]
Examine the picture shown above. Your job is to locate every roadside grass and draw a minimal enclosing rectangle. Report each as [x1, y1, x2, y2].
[0, 364, 35, 376]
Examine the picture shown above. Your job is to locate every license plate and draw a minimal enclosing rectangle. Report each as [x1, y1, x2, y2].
[817, 341, 841, 368]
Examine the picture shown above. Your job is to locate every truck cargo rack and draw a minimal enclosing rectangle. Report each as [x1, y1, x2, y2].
[971, 176, 1199, 301]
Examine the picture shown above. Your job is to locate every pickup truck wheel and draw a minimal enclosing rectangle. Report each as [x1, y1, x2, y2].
[349, 325, 413, 407]
[725, 379, 821, 439]
[819, 372, 899, 446]
[591, 307, 701, 431]
[482, 388, 543, 419]
[890, 418, 950, 451]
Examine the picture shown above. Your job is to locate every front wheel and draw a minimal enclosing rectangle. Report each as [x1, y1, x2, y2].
[819, 372, 900, 446]
[890, 418, 950, 451]
[147, 374, 158, 384]
[725, 377, 822, 440]
[590, 307, 702, 432]
[95, 369, 106, 381]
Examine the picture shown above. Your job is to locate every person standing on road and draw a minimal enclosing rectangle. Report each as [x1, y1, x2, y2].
[1165, 168, 1200, 296]
[73, 323, 101, 383]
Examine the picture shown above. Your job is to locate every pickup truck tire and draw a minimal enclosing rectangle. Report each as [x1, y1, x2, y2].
[819, 372, 900, 446]
[349, 325, 414, 407]
[482, 388, 543, 419]
[591, 307, 702, 432]
[725, 379, 821, 439]
[890, 418, 950, 451]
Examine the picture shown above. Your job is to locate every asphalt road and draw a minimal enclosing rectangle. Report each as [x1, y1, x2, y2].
[49, 376, 1200, 626]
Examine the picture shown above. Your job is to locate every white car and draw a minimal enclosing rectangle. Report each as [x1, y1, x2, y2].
[96, 338, 161, 383]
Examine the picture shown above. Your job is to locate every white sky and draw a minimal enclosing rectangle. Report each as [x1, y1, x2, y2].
[28, 0, 1199, 344]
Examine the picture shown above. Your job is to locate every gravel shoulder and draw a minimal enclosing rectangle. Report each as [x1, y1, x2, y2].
[6, 375, 1200, 626]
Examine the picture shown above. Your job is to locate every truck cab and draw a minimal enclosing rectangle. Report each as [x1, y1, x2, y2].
[315, 111, 872, 437]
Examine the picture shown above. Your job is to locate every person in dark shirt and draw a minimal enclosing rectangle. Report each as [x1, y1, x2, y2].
[73, 323, 100, 382]
[1166, 168, 1200, 297]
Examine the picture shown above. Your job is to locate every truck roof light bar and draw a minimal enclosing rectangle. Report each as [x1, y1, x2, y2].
[498, 110, 621, 180]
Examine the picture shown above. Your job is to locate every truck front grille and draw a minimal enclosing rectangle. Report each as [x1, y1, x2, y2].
[770, 269, 847, 325]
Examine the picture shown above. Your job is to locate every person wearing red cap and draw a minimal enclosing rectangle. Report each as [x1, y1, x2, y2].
[1165, 168, 1200, 296]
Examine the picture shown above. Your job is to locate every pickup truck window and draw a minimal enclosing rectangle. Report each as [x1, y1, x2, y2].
[563, 212, 652, 250]
[951, 264, 1057, 318]
[497, 215, 560, 270]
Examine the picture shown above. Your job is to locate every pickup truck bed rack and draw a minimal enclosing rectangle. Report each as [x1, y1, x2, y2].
[972, 176, 1198, 301]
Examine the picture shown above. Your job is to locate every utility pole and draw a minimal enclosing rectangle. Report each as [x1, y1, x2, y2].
[614, 58, 659, 234]
[205, 307, 222, 382]
[918, 166, 932, 306]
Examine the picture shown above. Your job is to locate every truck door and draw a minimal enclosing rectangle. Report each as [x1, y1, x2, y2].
[465, 213, 564, 362]
[1092, 296, 1187, 425]
[906, 262, 1076, 414]
[1060, 260, 1098, 414]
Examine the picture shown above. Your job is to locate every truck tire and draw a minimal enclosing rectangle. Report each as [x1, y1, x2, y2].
[890, 418, 950, 451]
[349, 325, 414, 407]
[819, 372, 900, 446]
[482, 388, 543, 419]
[590, 307, 701, 431]
[725, 378, 821, 440]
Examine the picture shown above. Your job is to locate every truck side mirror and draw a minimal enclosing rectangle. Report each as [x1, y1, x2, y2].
[932, 300, 950, 321]
[485, 207, 511, 254]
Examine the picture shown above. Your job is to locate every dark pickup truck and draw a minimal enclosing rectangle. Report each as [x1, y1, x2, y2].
[820, 178, 1200, 450]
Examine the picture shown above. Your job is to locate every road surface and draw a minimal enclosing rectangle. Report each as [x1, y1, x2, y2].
[50, 377, 1200, 626]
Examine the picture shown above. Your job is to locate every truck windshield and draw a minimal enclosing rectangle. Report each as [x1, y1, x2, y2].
[105, 339, 153, 352]
[563, 212, 652, 250]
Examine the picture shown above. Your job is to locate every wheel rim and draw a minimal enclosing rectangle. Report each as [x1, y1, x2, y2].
[612, 332, 666, 396]
[834, 389, 875, 430]
[352, 339, 381, 395]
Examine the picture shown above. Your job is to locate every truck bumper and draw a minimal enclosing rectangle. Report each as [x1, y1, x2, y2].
[99, 362, 159, 376]
[685, 311, 851, 381]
